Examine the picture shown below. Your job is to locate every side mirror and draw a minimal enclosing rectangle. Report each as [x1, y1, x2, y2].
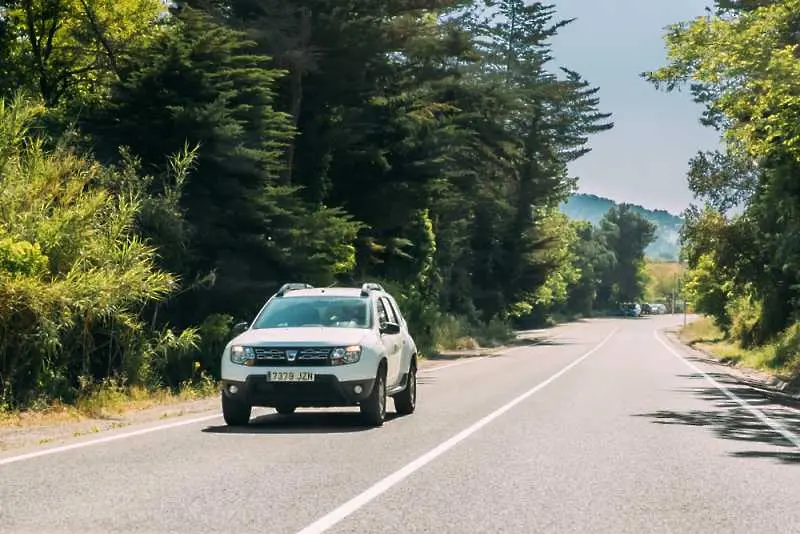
[230, 321, 249, 338]
[380, 322, 401, 335]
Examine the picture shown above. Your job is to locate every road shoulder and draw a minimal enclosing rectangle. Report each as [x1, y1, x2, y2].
[0, 396, 220, 453]
[663, 325, 800, 408]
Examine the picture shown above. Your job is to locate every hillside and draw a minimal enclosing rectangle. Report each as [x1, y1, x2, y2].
[560, 193, 683, 260]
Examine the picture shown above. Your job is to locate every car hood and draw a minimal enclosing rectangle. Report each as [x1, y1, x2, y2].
[232, 327, 370, 347]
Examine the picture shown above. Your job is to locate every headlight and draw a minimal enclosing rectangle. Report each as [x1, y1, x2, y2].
[331, 345, 361, 365]
[230, 345, 255, 365]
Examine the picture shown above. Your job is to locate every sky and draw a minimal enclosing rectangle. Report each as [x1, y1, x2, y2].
[549, 0, 721, 215]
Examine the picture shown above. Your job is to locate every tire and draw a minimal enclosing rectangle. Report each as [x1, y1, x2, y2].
[393, 361, 416, 415]
[222, 393, 252, 426]
[275, 405, 296, 415]
[360, 366, 387, 427]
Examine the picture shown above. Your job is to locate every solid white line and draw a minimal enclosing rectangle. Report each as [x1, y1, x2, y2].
[654, 331, 800, 449]
[295, 328, 619, 534]
[0, 413, 221, 467]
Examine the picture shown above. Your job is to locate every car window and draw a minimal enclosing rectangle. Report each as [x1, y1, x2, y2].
[381, 297, 399, 323]
[376, 298, 391, 326]
[253, 296, 371, 329]
[383, 296, 402, 325]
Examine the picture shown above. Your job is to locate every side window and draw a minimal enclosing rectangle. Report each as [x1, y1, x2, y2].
[385, 297, 403, 325]
[376, 298, 391, 326]
[380, 297, 398, 324]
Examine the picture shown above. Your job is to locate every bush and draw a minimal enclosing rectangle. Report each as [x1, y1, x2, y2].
[429, 314, 473, 353]
[0, 96, 189, 408]
[195, 313, 234, 379]
[373, 278, 517, 354]
[471, 317, 515, 347]
[727, 295, 763, 348]
[767, 322, 800, 374]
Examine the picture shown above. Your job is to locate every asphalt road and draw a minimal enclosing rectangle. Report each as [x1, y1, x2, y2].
[2, 315, 800, 534]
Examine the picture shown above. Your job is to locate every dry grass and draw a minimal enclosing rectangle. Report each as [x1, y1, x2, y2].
[0, 375, 218, 429]
[680, 316, 800, 381]
[0, 401, 84, 428]
[450, 336, 481, 350]
[679, 316, 725, 345]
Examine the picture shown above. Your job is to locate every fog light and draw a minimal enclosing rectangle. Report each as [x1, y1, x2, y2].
[354, 385, 363, 394]
[229, 385, 239, 394]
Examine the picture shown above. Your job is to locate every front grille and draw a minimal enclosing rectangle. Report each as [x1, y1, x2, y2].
[250, 347, 332, 367]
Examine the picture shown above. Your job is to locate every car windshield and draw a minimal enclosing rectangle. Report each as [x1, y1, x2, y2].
[252, 296, 372, 329]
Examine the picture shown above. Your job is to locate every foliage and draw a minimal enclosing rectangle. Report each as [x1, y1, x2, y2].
[526, 208, 580, 310]
[645, 260, 683, 304]
[0, 0, 169, 106]
[0, 95, 194, 406]
[0, 0, 623, 409]
[648, 0, 800, 359]
[83, 6, 363, 325]
[545, 205, 656, 320]
[683, 253, 731, 330]
[682, 315, 800, 386]
[595, 204, 657, 304]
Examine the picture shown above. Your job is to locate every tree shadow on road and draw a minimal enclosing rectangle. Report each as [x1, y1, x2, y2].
[416, 374, 438, 385]
[201, 411, 402, 435]
[531, 339, 574, 347]
[633, 378, 800, 464]
[675, 367, 800, 410]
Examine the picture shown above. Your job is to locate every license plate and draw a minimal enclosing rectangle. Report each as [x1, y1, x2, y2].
[268, 371, 315, 382]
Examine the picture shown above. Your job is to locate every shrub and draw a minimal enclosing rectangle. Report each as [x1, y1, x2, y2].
[0, 96, 189, 407]
[727, 295, 762, 349]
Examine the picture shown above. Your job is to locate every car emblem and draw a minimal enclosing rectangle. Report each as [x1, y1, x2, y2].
[286, 350, 298, 362]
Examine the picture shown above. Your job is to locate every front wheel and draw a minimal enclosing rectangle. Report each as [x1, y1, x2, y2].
[360, 367, 387, 427]
[222, 393, 252, 426]
[393, 363, 416, 415]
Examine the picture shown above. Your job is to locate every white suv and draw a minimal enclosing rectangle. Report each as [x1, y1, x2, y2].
[219, 282, 419, 427]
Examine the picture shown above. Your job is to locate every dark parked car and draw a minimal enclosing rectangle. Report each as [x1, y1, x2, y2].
[620, 302, 641, 317]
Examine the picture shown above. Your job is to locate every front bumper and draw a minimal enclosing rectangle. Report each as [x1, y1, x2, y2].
[221, 375, 376, 408]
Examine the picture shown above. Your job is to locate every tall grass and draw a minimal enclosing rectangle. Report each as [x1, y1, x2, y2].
[0, 96, 200, 410]
[682, 316, 800, 383]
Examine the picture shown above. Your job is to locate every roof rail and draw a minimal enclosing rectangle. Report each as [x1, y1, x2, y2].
[360, 282, 385, 297]
[275, 283, 314, 297]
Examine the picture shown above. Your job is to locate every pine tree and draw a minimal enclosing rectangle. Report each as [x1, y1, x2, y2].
[84, 6, 360, 325]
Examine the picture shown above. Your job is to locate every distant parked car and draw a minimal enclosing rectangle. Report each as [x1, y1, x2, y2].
[621, 302, 641, 317]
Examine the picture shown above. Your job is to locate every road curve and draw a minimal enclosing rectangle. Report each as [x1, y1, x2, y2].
[1, 316, 799, 534]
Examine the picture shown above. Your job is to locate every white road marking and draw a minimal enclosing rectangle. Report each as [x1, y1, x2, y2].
[0, 333, 565, 467]
[295, 328, 619, 534]
[654, 331, 800, 449]
[0, 413, 221, 467]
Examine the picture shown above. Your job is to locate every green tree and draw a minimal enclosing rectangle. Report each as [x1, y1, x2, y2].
[684, 253, 733, 331]
[596, 205, 656, 305]
[463, 0, 613, 320]
[83, 5, 361, 326]
[562, 220, 616, 315]
[647, 0, 800, 343]
[0, 0, 168, 105]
